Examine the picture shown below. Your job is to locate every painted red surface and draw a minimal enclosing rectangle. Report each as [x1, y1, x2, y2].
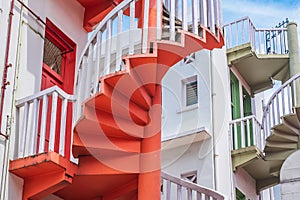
[9, 1, 224, 199]
[38, 19, 76, 159]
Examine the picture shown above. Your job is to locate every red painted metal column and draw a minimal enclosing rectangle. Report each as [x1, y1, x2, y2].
[138, 85, 161, 200]
[137, 1, 161, 199]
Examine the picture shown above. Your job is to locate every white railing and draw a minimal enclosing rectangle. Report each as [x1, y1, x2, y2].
[74, 0, 142, 121]
[162, 0, 221, 39]
[161, 172, 225, 200]
[15, 86, 75, 159]
[223, 17, 288, 54]
[74, 0, 222, 121]
[229, 115, 264, 151]
[262, 72, 300, 139]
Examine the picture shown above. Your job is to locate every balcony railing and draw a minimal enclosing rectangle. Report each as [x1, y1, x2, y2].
[74, 0, 222, 121]
[15, 86, 75, 159]
[229, 115, 264, 151]
[223, 17, 288, 54]
[161, 172, 225, 200]
[262, 72, 300, 139]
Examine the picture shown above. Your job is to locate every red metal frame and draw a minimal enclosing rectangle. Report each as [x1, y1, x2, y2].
[39, 19, 76, 159]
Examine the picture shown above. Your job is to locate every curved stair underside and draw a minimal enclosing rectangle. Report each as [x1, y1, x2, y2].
[54, 3, 224, 200]
[262, 107, 300, 189]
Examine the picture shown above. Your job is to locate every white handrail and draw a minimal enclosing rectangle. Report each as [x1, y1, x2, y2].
[229, 115, 264, 151]
[223, 17, 288, 54]
[16, 85, 75, 107]
[74, 0, 222, 122]
[15, 86, 75, 159]
[161, 172, 225, 200]
[262, 72, 300, 138]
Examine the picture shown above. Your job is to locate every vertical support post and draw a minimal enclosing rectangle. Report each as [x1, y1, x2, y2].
[287, 22, 300, 107]
[138, 85, 161, 200]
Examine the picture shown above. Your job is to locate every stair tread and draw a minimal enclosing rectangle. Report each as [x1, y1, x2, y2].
[272, 123, 299, 136]
[264, 150, 296, 161]
[282, 113, 300, 130]
[268, 130, 299, 142]
[103, 72, 152, 111]
[85, 90, 149, 125]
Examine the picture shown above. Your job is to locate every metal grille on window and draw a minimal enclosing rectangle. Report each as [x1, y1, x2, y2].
[186, 81, 198, 106]
[43, 38, 62, 75]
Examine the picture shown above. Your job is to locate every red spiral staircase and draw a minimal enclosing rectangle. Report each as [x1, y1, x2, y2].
[9, 0, 224, 199]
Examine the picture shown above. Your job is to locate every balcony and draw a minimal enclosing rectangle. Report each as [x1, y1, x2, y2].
[9, 86, 77, 199]
[229, 115, 280, 191]
[223, 17, 289, 94]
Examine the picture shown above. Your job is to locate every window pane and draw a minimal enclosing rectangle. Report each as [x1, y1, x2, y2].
[186, 81, 198, 106]
[43, 38, 62, 75]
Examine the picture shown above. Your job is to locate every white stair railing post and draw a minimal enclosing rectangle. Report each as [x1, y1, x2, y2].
[49, 91, 58, 152]
[59, 98, 68, 156]
[39, 95, 48, 154]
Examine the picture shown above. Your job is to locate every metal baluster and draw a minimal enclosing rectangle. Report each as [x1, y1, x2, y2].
[166, 180, 171, 200]
[95, 31, 102, 91]
[234, 123, 238, 150]
[200, 0, 207, 27]
[142, 0, 150, 53]
[258, 31, 262, 54]
[15, 107, 20, 158]
[287, 84, 292, 113]
[246, 119, 251, 147]
[282, 89, 286, 115]
[49, 92, 58, 152]
[276, 94, 280, 124]
[272, 101, 276, 126]
[86, 44, 95, 95]
[170, 0, 176, 41]
[177, 184, 182, 200]
[293, 80, 297, 106]
[21, 102, 29, 157]
[269, 31, 274, 54]
[263, 30, 267, 54]
[59, 98, 68, 156]
[157, 0, 162, 39]
[105, 20, 112, 73]
[116, 10, 123, 69]
[208, 0, 215, 34]
[241, 121, 245, 148]
[187, 188, 192, 200]
[214, 0, 220, 28]
[39, 95, 48, 153]
[182, 0, 188, 31]
[29, 99, 39, 156]
[280, 29, 284, 54]
[252, 118, 256, 147]
[192, 0, 199, 35]
[235, 22, 238, 46]
[129, 1, 135, 54]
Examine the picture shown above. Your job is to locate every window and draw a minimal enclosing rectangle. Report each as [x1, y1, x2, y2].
[43, 37, 63, 75]
[181, 171, 197, 184]
[236, 188, 246, 200]
[183, 76, 198, 107]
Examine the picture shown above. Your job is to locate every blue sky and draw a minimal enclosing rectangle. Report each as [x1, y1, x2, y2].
[222, 0, 300, 28]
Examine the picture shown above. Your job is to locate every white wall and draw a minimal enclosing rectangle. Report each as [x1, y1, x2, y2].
[280, 149, 300, 200]
[211, 47, 234, 199]
[0, 1, 87, 199]
[162, 141, 214, 189]
[162, 50, 212, 140]
[234, 168, 259, 200]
